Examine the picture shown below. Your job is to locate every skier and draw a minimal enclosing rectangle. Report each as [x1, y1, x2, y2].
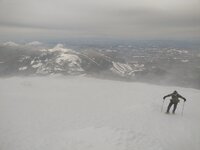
[163, 90, 186, 114]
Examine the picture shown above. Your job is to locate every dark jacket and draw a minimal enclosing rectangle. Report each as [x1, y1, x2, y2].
[163, 92, 186, 103]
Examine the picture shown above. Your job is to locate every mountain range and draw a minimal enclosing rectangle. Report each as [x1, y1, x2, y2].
[0, 41, 200, 89]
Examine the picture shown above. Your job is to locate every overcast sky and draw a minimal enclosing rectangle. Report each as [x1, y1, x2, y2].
[0, 0, 199, 41]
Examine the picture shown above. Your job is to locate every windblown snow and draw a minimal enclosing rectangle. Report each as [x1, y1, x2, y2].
[0, 77, 199, 150]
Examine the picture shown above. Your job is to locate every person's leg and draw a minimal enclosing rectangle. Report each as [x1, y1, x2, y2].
[166, 102, 173, 113]
[173, 103, 178, 114]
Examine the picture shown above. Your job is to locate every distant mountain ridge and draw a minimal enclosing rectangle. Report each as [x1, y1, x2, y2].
[0, 41, 200, 89]
[0, 43, 144, 78]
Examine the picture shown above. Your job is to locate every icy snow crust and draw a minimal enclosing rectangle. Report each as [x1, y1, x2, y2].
[0, 77, 200, 150]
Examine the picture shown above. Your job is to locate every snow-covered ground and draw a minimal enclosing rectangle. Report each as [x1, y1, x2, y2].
[0, 77, 200, 150]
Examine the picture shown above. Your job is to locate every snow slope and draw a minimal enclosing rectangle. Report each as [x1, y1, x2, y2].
[0, 77, 199, 150]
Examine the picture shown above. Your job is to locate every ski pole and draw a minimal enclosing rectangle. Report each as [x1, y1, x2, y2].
[161, 100, 165, 112]
[181, 101, 185, 116]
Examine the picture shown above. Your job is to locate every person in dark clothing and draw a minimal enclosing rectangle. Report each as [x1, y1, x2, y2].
[163, 90, 186, 114]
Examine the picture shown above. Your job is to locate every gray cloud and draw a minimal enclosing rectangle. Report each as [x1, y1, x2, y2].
[0, 0, 199, 40]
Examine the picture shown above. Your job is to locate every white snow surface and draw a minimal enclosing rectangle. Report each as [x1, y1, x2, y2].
[32, 62, 43, 68]
[26, 41, 42, 46]
[2, 41, 19, 47]
[56, 53, 81, 66]
[48, 44, 75, 53]
[111, 62, 135, 76]
[19, 66, 28, 70]
[0, 77, 200, 150]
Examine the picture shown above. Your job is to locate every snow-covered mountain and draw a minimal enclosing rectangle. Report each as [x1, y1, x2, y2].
[0, 41, 200, 89]
[0, 77, 199, 150]
[19, 44, 85, 75]
[8, 44, 144, 77]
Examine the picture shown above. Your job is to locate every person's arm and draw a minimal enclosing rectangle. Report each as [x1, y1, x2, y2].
[178, 94, 186, 102]
[163, 93, 172, 100]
